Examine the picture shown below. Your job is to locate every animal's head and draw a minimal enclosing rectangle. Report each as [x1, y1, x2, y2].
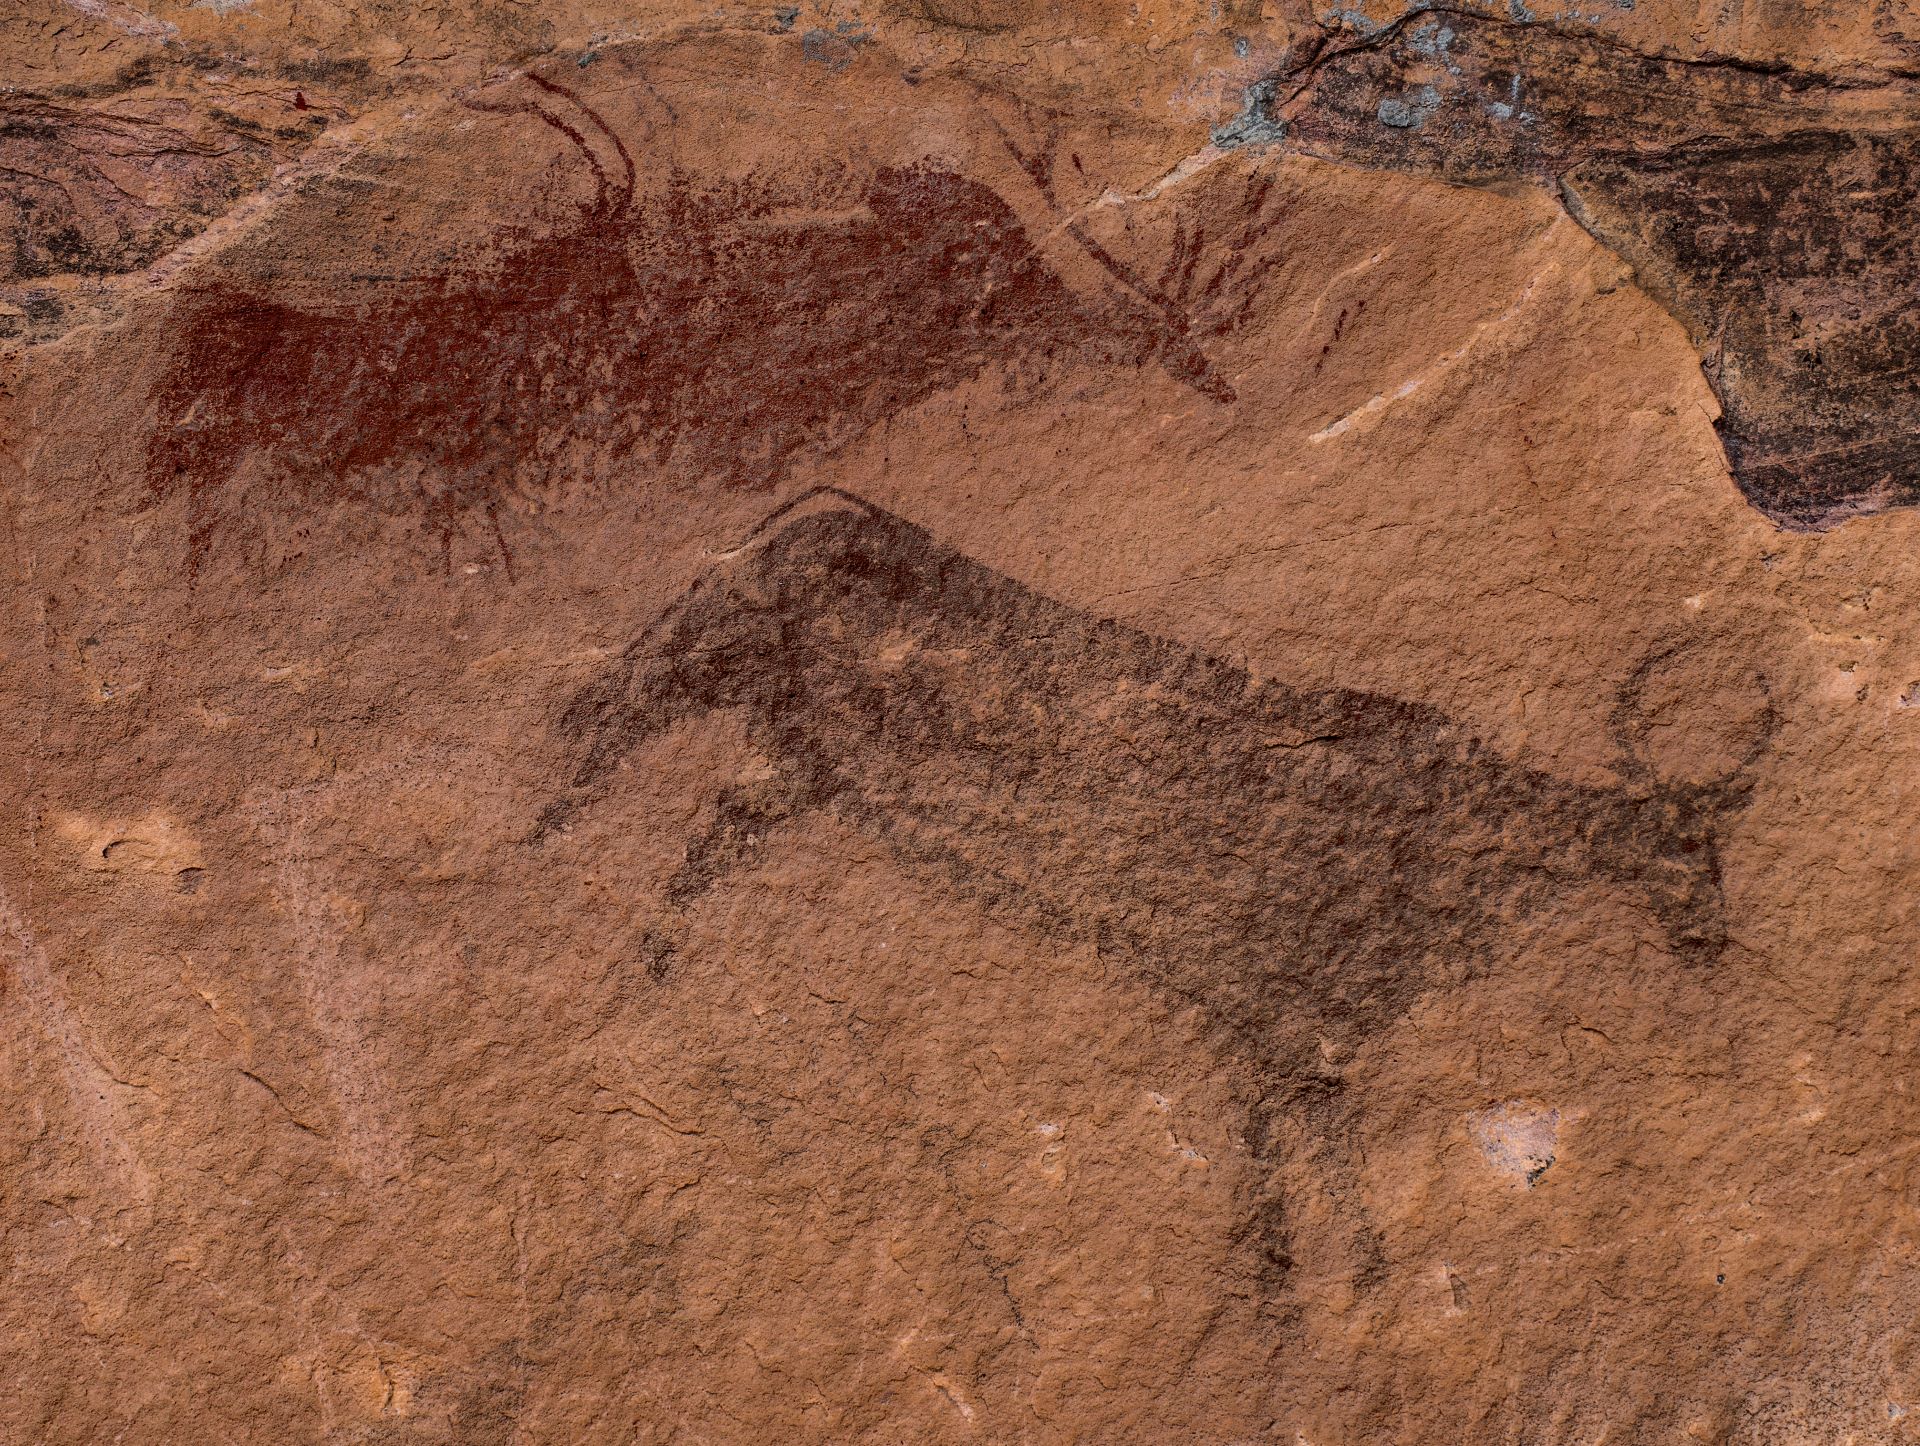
[533, 490, 927, 839]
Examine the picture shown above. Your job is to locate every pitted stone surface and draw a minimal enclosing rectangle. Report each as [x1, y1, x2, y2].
[6, 3, 1920, 1442]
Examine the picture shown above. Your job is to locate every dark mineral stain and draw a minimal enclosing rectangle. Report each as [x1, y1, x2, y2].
[1, 100, 279, 284]
[1278, 8, 1920, 527]
[537, 488, 1768, 1296]
[800, 22, 875, 72]
[1566, 130, 1920, 527]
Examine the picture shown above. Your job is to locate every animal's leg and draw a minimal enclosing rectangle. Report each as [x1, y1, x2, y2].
[663, 772, 824, 909]
[1243, 1069, 1387, 1319]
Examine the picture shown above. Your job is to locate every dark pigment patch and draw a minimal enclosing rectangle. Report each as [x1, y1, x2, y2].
[1278, 9, 1920, 527]
[538, 490, 1768, 1300]
[144, 143, 1094, 570]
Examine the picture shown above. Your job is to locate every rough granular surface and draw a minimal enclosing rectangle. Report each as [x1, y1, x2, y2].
[5, 1, 1920, 1441]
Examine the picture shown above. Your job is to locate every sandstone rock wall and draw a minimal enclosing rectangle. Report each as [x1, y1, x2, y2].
[6, 2, 1920, 1441]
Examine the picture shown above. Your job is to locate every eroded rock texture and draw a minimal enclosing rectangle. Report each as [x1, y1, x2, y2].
[5, 1, 1920, 1442]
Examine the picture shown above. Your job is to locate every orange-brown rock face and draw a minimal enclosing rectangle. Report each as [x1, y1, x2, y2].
[6, 2, 1920, 1442]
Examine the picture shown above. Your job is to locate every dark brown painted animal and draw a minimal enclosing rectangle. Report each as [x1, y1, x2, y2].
[538, 489, 1768, 1299]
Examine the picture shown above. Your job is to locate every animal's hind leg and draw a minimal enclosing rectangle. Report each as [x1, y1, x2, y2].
[1243, 1072, 1387, 1320]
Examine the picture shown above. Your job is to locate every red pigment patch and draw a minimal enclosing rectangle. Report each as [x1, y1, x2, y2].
[143, 87, 1110, 575]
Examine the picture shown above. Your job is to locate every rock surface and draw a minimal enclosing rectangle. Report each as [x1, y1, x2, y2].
[5, 1, 1920, 1441]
